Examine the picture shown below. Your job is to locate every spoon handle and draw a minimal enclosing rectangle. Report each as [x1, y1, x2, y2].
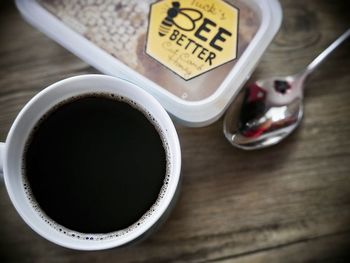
[302, 28, 350, 78]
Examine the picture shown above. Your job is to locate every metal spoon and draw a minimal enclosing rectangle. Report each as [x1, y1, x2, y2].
[223, 29, 350, 150]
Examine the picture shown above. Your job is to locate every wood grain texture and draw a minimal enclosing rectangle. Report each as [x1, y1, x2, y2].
[0, 0, 350, 262]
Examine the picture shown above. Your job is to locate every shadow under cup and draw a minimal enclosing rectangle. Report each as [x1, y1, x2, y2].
[2, 75, 181, 250]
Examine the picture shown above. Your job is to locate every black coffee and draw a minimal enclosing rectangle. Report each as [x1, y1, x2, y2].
[24, 94, 168, 234]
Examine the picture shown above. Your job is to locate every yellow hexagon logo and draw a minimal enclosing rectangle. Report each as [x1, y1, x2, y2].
[146, 0, 239, 80]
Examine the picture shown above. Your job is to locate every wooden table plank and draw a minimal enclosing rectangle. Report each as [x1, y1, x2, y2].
[1, 0, 350, 262]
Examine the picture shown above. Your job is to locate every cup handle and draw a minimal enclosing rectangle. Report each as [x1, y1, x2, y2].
[0, 142, 5, 181]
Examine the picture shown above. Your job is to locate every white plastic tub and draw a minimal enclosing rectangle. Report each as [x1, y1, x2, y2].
[16, 0, 282, 127]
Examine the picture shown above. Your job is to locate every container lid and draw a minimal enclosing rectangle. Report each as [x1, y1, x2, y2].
[16, 0, 282, 127]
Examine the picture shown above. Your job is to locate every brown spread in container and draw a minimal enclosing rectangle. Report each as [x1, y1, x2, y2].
[40, 0, 260, 101]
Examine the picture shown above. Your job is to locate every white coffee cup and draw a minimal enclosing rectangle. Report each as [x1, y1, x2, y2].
[0, 75, 181, 250]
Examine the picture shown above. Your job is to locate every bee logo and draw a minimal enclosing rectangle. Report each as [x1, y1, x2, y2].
[159, 1, 203, 37]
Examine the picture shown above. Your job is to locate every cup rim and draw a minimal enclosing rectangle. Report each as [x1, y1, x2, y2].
[3, 74, 181, 250]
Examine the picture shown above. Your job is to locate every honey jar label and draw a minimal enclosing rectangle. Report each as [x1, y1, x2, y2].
[146, 0, 239, 80]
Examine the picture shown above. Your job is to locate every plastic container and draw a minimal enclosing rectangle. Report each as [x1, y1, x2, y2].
[16, 0, 282, 127]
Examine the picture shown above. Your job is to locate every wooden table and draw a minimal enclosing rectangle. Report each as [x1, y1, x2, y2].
[1, 0, 349, 262]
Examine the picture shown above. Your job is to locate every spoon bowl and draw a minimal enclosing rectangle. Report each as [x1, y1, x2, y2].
[224, 75, 304, 150]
